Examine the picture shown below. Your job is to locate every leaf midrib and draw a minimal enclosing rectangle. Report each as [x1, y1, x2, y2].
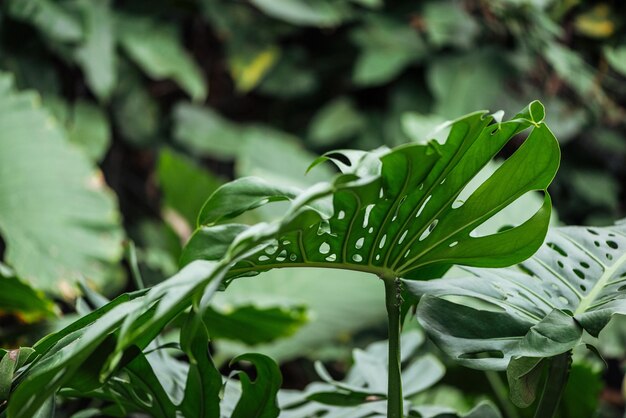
[574, 241, 626, 315]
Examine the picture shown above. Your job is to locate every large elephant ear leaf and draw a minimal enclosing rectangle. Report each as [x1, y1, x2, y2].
[406, 221, 626, 400]
[0, 73, 123, 295]
[183, 101, 560, 282]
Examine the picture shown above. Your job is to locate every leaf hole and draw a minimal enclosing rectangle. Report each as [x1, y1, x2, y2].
[557, 261, 564, 268]
[378, 234, 387, 249]
[587, 229, 599, 235]
[416, 195, 432, 217]
[362, 204, 375, 228]
[607, 240, 619, 249]
[289, 254, 297, 261]
[325, 254, 337, 262]
[606, 253, 614, 261]
[573, 269, 585, 280]
[579, 261, 590, 269]
[337, 210, 346, 220]
[547, 242, 568, 257]
[355, 237, 365, 250]
[419, 219, 439, 241]
[398, 230, 408, 244]
[319, 242, 330, 255]
[449, 241, 459, 247]
[352, 254, 363, 262]
[258, 255, 270, 262]
[594, 241, 600, 247]
[580, 284, 587, 291]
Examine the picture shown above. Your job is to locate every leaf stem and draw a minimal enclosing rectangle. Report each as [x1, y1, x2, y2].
[533, 351, 572, 418]
[484, 370, 520, 418]
[383, 276, 403, 418]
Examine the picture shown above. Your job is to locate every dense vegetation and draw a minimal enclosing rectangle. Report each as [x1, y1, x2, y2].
[0, 0, 625, 417]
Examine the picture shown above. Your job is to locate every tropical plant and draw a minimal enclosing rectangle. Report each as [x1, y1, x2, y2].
[407, 221, 626, 417]
[0, 100, 560, 417]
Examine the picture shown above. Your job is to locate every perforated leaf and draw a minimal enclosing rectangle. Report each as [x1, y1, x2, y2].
[183, 101, 559, 283]
[407, 221, 626, 371]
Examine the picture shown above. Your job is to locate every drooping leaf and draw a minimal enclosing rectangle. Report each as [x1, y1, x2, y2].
[7, 261, 226, 418]
[117, 16, 207, 101]
[209, 268, 385, 362]
[408, 221, 626, 384]
[204, 304, 308, 345]
[179, 310, 222, 418]
[0, 74, 124, 295]
[230, 353, 282, 418]
[183, 101, 559, 285]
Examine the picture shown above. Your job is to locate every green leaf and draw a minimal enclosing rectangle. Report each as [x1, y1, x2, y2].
[6, 0, 82, 43]
[230, 353, 282, 418]
[506, 357, 545, 407]
[66, 101, 112, 162]
[351, 16, 426, 86]
[157, 149, 223, 226]
[427, 50, 509, 118]
[308, 97, 367, 147]
[0, 74, 123, 296]
[173, 103, 244, 159]
[205, 304, 308, 345]
[408, 221, 626, 372]
[209, 267, 385, 362]
[422, 1, 479, 49]
[249, 0, 348, 27]
[180, 310, 222, 418]
[0, 265, 57, 323]
[604, 46, 626, 77]
[184, 101, 559, 284]
[73, 0, 116, 101]
[7, 260, 225, 417]
[117, 16, 207, 101]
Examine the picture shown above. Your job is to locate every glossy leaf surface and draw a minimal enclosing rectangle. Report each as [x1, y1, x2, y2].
[409, 221, 626, 371]
[183, 101, 559, 283]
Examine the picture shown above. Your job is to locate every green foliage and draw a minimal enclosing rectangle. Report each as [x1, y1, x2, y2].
[407, 221, 626, 408]
[183, 102, 559, 283]
[1, 0, 625, 416]
[0, 74, 123, 296]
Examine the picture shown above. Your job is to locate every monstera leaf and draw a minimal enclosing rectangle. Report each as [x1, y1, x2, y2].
[182, 101, 559, 283]
[407, 221, 626, 406]
[6, 102, 559, 416]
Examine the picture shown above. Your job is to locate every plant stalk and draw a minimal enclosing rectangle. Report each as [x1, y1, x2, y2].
[533, 351, 572, 418]
[383, 277, 403, 418]
[485, 370, 520, 418]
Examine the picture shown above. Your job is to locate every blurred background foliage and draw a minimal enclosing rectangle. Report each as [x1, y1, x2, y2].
[0, 0, 625, 416]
